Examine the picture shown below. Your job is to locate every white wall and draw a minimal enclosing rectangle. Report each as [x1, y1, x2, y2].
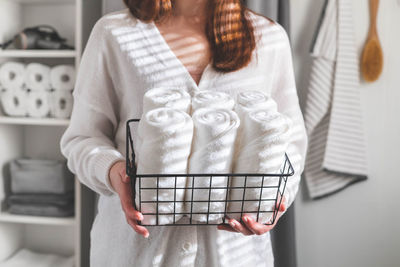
[291, 1, 400, 267]
[0, 1, 20, 43]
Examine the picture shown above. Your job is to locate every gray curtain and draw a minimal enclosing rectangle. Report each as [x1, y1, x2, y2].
[245, 1, 297, 267]
[102, 0, 124, 14]
[246, 0, 291, 33]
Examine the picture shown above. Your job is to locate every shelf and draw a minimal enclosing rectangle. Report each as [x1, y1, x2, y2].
[0, 50, 76, 58]
[10, 0, 75, 4]
[0, 1, 102, 265]
[0, 116, 70, 126]
[0, 212, 75, 226]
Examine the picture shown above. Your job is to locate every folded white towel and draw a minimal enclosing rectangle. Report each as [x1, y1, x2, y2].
[137, 107, 193, 225]
[50, 65, 76, 91]
[26, 90, 50, 118]
[25, 63, 51, 91]
[0, 62, 25, 89]
[228, 109, 292, 223]
[0, 89, 27, 117]
[143, 87, 191, 115]
[191, 90, 235, 112]
[0, 249, 74, 267]
[186, 108, 240, 223]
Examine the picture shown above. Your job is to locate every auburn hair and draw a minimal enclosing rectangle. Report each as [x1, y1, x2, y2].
[123, 0, 256, 73]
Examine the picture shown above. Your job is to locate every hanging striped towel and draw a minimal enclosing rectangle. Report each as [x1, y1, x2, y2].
[304, 0, 368, 199]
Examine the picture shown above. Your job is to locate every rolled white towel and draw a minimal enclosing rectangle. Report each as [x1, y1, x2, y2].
[234, 90, 278, 159]
[49, 90, 73, 119]
[186, 108, 240, 223]
[137, 107, 193, 225]
[191, 90, 235, 112]
[26, 90, 51, 118]
[50, 65, 76, 91]
[0, 89, 27, 117]
[143, 87, 191, 115]
[228, 109, 292, 223]
[235, 90, 277, 121]
[25, 63, 51, 91]
[139, 87, 191, 161]
[0, 62, 25, 89]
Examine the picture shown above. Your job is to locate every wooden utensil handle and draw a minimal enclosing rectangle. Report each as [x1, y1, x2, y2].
[370, 0, 379, 33]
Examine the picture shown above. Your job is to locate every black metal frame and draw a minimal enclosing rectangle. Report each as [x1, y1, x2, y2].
[126, 119, 294, 226]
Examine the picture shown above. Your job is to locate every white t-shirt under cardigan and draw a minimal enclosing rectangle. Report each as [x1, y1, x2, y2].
[60, 9, 307, 267]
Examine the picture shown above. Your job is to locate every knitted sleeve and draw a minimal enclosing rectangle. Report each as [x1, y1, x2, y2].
[60, 17, 124, 196]
[270, 24, 308, 208]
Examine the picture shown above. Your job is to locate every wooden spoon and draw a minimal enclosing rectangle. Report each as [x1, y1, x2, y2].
[361, 0, 384, 82]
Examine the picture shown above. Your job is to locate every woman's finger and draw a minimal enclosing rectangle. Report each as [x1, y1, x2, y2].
[242, 216, 271, 235]
[217, 224, 239, 233]
[276, 198, 286, 212]
[120, 190, 144, 221]
[109, 161, 149, 237]
[122, 174, 130, 184]
[118, 179, 148, 234]
[227, 219, 253, 235]
[117, 163, 126, 175]
[123, 205, 144, 221]
[123, 191, 148, 237]
[119, 185, 134, 213]
[119, 165, 130, 184]
[127, 218, 149, 238]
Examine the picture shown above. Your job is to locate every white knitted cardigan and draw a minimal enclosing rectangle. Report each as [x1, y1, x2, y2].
[61, 9, 307, 267]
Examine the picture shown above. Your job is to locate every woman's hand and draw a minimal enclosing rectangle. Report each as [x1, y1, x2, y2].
[109, 161, 149, 238]
[217, 198, 286, 236]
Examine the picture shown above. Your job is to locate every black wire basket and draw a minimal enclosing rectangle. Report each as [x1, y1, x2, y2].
[126, 119, 294, 226]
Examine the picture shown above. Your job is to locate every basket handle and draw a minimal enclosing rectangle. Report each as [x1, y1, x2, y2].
[126, 119, 140, 210]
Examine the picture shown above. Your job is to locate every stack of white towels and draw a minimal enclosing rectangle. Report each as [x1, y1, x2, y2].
[0, 61, 75, 119]
[136, 88, 292, 225]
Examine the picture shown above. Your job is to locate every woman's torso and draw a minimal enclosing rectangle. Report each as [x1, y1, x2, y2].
[91, 8, 284, 267]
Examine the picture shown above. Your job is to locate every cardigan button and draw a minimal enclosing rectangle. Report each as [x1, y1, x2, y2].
[182, 242, 192, 253]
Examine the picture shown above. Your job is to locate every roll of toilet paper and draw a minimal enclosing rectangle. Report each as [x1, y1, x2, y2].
[26, 91, 51, 118]
[0, 90, 27, 117]
[25, 63, 51, 91]
[0, 62, 25, 89]
[50, 65, 76, 91]
[49, 90, 73, 119]
[6, 84, 28, 95]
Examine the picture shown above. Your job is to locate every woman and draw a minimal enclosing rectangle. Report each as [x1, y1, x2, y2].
[61, 0, 307, 266]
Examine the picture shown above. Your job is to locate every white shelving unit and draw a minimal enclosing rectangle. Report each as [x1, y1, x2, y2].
[0, 0, 102, 266]
[0, 116, 70, 126]
[0, 212, 75, 226]
[0, 50, 76, 58]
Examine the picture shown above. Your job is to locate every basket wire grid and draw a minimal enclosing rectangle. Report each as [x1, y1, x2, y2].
[126, 119, 294, 226]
